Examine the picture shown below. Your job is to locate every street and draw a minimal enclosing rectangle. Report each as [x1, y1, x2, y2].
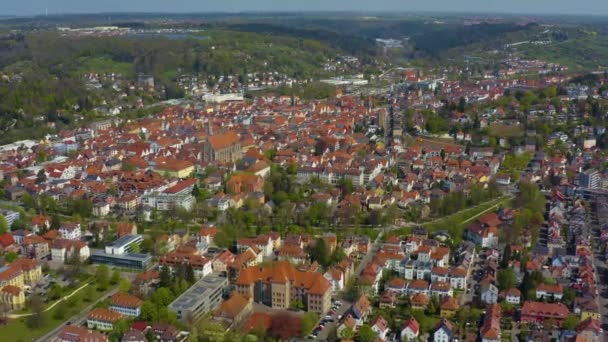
[590, 202, 608, 334]
[35, 288, 119, 342]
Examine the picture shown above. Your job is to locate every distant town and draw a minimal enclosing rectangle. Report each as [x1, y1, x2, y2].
[0, 11, 608, 342]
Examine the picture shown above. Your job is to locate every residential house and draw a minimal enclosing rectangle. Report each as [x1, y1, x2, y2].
[87, 308, 125, 331]
[433, 318, 455, 342]
[213, 292, 253, 328]
[480, 283, 499, 304]
[57, 326, 108, 342]
[59, 222, 82, 240]
[481, 304, 501, 342]
[500, 288, 522, 305]
[440, 297, 459, 318]
[51, 239, 90, 263]
[536, 283, 564, 301]
[0, 285, 25, 310]
[109, 293, 144, 317]
[371, 315, 390, 340]
[521, 301, 570, 326]
[401, 318, 420, 341]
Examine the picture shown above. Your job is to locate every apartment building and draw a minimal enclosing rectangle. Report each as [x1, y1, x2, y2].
[234, 261, 332, 314]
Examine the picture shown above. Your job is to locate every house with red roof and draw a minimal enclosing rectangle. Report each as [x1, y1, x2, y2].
[234, 261, 331, 314]
[371, 315, 390, 340]
[401, 318, 420, 341]
[521, 301, 570, 326]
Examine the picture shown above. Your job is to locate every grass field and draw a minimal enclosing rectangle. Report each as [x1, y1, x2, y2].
[74, 56, 134, 77]
[423, 196, 513, 243]
[2, 282, 107, 342]
[488, 123, 524, 138]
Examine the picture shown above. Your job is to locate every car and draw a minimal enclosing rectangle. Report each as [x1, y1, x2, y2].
[337, 315, 342, 320]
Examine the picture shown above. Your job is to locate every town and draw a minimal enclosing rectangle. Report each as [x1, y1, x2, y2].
[0, 10, 608, 342]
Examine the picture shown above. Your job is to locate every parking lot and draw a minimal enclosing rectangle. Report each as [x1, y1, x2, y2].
[312, 298, 351, 341]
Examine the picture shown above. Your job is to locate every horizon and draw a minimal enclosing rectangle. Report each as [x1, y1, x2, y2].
[2, 9, 608, 19]
[2, 0, 608, 17]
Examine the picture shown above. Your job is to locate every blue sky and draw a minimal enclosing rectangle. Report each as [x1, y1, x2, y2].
[2, 0, 608, 16]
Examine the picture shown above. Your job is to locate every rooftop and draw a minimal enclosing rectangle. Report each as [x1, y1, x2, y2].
[169, 274, 228, 312]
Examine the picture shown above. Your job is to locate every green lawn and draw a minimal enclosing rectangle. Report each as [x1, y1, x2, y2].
[423, 196, 513, 243]
[3, 283, 108, 342]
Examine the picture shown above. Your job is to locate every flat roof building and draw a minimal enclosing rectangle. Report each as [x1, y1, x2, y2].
[105, 234, 143, 255]
[168, 274, 228, 322]
[90, 234, 151, 270]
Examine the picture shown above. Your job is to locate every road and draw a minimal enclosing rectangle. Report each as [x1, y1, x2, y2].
[590, 203, 608, 334]
[35, 288, 119, 342]
[353, 231, 384, 277]
[459, 252, 479, 306]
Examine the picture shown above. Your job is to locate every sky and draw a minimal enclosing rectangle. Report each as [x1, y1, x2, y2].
[2, 0, 608, 16]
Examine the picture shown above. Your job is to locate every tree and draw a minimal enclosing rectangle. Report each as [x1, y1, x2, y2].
[160, 265, 172, 288]
[95, 265, 110, 291]
[110, 319, 130, 341]
[152, 287, 175, 306]
[301, 312, 319, 337]
[119, 278, 131, 293]
[83, 285, 96, 302]
[110, 269, 121, 285]
[0, 215, 8, 234]
[48, 283, 64, 300]
[4, 251, 18, 262]
[36, 169, 47, 184]
[339, 326, 356, 340]
[497, 268, 516, 291]
[563, 314, 579, 330]
[53, 301, 68, 319]
[185, 264, 196, 284]
[562, 287, 576, 307]
[309, 238, 331, 268]
[51, 214, 61, 229]
[357, 324, 377, 342]
[26, 295, 44, 328]
[139, 301, 157, 322]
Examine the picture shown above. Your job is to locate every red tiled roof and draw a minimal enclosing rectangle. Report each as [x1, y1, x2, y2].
[0, 233, 15, 247]
[87, 308, 124, 323]
[110, 293, 143, 309]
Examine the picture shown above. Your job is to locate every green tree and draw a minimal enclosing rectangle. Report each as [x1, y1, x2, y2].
[152, 287, 175, 306]
[47, 283, 64, 300]
[497, 268, 516, 291]
[36, 169, 47, 184]
[160, 265, 172, 288]
[52, 301, 68, 319]
[139, 301, 157, 322]
[119, 278, 131, 293]
[0, 215, 8, 234]
[339, 326, 355, 340]
[301, 312, 319, 337]
[357, 324, 377, 342]
[4, 251, 18, 262]
[563, 314, 579, 330]
[83, 285, 96, 302]
[309, 238, 331, 267]
[26, 295, 44, 328]
[185, 264, 196, 284]
[110, 269, 121, 285]
[110, 319, 130, 341]
[95, 265, 110, 291]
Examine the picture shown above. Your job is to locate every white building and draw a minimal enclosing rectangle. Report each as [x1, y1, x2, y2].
[58, 222, 81, 240]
